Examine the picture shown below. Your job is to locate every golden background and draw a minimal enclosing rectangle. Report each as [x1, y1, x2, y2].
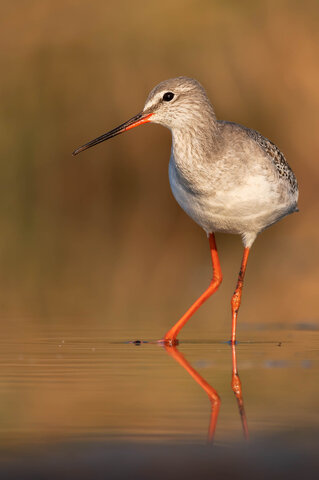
[1, 0, 317, 337]
[0, 0, 318, 451]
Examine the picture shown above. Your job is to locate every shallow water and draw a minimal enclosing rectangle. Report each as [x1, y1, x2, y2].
[0, 323, 318, 452]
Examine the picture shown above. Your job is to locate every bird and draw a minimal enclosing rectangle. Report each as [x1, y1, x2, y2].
[73, 77, 298, 345]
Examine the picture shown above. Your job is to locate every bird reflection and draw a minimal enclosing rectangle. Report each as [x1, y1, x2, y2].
[164, 343, 248, 442]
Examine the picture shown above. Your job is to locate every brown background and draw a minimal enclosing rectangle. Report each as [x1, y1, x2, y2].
[0, 0, 318, 339]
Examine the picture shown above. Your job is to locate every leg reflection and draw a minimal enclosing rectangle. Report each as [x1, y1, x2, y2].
[164, 345, 221, 443]
[231, 343, 249, 439]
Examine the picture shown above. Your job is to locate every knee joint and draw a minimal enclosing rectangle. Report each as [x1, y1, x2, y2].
[211, 273, 223, 287]
[231, 290, 241, 312]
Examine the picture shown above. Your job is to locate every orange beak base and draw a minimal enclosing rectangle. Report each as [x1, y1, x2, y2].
[72, 112, 153, 156]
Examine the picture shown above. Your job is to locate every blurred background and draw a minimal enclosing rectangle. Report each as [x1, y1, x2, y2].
[0, 0, 318, 335]
[0, 0, 318, 458]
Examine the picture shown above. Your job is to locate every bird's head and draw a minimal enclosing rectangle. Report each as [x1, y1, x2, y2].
[142, 77, 212, 129]
[73, 77, 213, 156]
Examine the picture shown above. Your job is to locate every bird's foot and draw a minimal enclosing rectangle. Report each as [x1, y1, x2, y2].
[227, 339, 238, 346]
[157, 337, 179, 347]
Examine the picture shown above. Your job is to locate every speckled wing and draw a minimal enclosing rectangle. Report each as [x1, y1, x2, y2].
[245, 128, 298, 195]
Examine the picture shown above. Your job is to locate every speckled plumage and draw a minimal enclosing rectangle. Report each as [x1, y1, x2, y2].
[243, 125, 298, 194]
[143, 77, 298, 247]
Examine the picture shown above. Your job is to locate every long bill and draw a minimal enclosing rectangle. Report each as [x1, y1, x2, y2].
[72, 112, 153, 156]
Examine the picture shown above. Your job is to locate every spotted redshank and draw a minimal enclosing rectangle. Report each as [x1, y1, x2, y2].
[73, 77, 299, 345]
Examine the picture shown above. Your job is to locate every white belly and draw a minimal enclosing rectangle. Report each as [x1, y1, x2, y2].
[168, 157, 295, 246]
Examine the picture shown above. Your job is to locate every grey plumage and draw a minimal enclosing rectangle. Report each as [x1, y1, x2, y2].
[143, 77, 298, 247]
[74, 76, 299, 247]
[72, 76, 299, 344]
[220, 121, 298, 194]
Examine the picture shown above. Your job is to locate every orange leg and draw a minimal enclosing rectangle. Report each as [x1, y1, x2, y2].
[231, 344, 249, 439]
[164, 233, 222, 345]
[165, 345, 221, 443]
[230, 247, 250, 344]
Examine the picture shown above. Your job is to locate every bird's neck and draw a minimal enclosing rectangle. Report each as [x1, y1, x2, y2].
[171, 114, 220, 173]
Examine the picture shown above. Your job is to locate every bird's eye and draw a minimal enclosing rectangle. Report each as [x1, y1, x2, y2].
[163, 92, 174, 102]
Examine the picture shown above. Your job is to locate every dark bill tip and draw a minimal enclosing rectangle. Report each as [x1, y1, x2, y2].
[72, 112, 153, 156]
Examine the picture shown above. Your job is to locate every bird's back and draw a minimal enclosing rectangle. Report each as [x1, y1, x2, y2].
[169, 119, 298, 246]
[218, 121, 298, 198]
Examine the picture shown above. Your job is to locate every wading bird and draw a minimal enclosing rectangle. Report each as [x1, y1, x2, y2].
[73, 77, 298, 345]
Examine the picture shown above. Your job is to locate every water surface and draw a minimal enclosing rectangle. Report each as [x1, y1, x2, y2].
[0, 324, 318, 451]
